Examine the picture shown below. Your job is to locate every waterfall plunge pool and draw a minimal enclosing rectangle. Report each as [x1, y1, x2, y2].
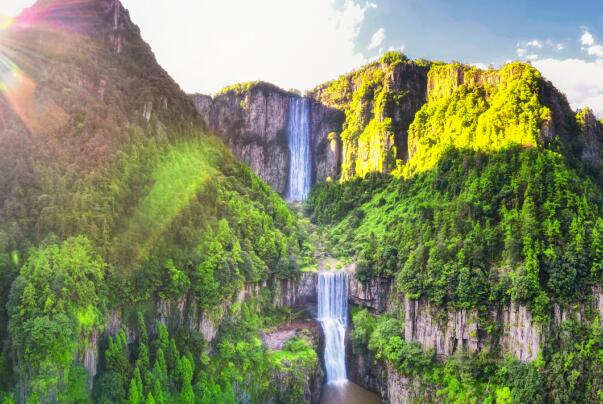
[319, 382, 381, 404]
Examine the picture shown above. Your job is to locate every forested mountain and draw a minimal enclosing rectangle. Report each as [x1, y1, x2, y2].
[307, 58, 603, 402]
[1, 0, 602, 403]
[0, 0, 314, 402]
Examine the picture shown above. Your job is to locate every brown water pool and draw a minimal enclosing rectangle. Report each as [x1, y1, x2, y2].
[319, 381, 382, 404]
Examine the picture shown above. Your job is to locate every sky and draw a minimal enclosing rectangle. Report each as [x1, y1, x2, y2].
[1, 0, 603, 116]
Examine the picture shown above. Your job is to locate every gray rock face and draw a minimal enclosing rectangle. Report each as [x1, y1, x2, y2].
[81, 330, 99, 389]
[347, 341, 435, 404]
[191, 87, 292, 195]
[348, 271, 393, 314]
[273, 272, 318, 307]
[593, 286, 603, 329]
[347, 265, 543, 363]
[404, 297, 481, 359]
[498, 303, 542, 362]
[310, 101, 345, 183]
[579, 108, 603, 169]
[191, 85, 347, 195]
[383, 364, 435, 404]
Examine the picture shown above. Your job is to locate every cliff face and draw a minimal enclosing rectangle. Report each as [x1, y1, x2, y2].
[191, 85, 345, 195]
[579, 108, 603, 170]
[346, 273, 603, 402]
[192, 59, 599, 193]
[310, 57, 429, 180]
[191, 85, 292, 194]
[310, 101, 345, 183]
[347, 271, 544, 363]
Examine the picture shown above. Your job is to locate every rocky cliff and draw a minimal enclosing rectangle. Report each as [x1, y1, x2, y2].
[191, 84, 293, 194]
[194, 57, 603, 192]
[191, 84, 345, 195]
[346, 271, 545, 363]
[345, 271, 603, 403]
[309, 55, 429, 179]
[579, 107, 603, 171]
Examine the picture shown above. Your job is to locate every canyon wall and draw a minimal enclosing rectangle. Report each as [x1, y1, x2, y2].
[346, 273, 543, 363]
[192, 85, 292, 195]
[81, 272, 322, 399]
[346, 271, 603, 403]
[192, 59, 602, 193]
[191, 86, 344, 196]
[309, 58, 430, 179]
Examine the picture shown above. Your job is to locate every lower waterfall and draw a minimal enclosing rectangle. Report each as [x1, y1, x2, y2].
[318, 271, 348, 384]
[287, 97, 311, 201]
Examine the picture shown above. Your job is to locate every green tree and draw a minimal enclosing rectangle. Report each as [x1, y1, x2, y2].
[7, 236, 105, 400]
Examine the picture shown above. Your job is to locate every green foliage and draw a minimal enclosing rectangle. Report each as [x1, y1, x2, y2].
[310, 57, 427, 180]
[215, 81, 293, 97]
[352, 310, 433, 376]
[63, 364, 92, 404]
[404, 63, 552, 175]
[310, 147, 603, 315]
[379, 51, 409, 65]
[93, 371, 125, 404]
[0, 4, 310, 402]
[93, 300, 318, 404]
[7, 236, 105, 400]
[351, 308, 602, 403]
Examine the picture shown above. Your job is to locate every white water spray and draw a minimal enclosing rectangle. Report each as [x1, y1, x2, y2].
[318, 271, 348, 384]
[287, 97, 311, 201]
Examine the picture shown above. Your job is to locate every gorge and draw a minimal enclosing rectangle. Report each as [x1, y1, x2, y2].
[1, 0, 603, 403]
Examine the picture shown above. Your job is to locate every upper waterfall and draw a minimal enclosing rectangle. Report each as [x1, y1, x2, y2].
[318, 271, 348, 384]
[287, 97, 312, 201]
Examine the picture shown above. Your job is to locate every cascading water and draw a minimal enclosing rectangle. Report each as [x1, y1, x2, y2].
[318, 271, 348, 384]
[287, 97, 311, 201]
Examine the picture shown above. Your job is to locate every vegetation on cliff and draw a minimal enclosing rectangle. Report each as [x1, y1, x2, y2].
[309, 51, 430, 180]
[352, 308, 603, 403]
[92, 301, 318, 404]
[0, 0, 310, 401]
[309, 147, 603, 318]
[308, 57, 603, 403]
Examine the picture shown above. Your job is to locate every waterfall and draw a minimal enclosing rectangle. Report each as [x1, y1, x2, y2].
[287, 97, 311, 201]
[318, 271, 348, 384]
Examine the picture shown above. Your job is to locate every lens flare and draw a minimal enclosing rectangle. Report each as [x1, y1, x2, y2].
[0, 14, 14, 31]
[0, 51, 37, 132]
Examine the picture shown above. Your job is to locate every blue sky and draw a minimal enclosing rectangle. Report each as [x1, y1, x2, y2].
[2, 1, 603, 115]
[361, 0, 603, 63]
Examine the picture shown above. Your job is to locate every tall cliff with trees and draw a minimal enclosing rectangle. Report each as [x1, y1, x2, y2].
[308, 58, 603, 402]
[0, 0, 316, 402]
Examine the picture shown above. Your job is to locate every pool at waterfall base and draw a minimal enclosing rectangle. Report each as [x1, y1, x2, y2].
[319, 381, 382, 404]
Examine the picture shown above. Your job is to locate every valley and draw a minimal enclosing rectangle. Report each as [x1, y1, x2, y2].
[0, 0, 602, 403]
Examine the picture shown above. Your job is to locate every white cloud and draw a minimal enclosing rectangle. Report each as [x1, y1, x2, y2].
[121, 0, 378, 94]
[387, 44, 405, 52]
[526, 54, 539, 61]
[554, 43, 565, 51]
[516, 48, 528, 57]
[470, 62, 488, 70]
[581, 30, 595, 46]
[587, 44, 603, 58]
[526, 40, 542, 48]
[534, 58, 603, 117]
[368, 27, 386, 50]
[578, 30, 603, 62]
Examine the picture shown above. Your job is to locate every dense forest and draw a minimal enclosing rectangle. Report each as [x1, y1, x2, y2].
[1, 0, 602, 403]
[308, 57, 603, 403]
[0, 0, 313, 402]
